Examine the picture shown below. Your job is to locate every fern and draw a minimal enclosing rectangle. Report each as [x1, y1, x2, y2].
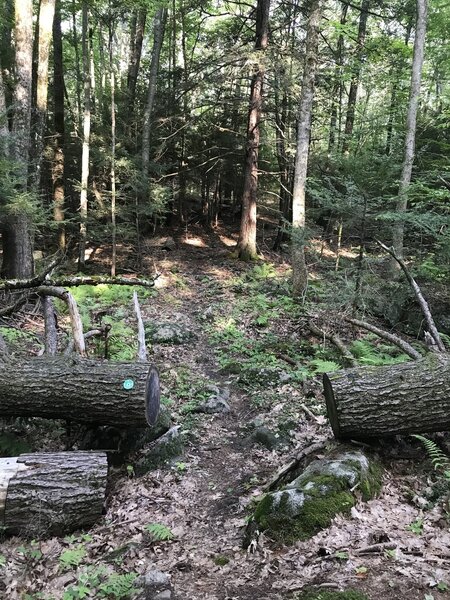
[412, 435, 450, 476]
[143, 523, 174, 541]
[309, 358, 341, 373]
[98, 573, 137, 599]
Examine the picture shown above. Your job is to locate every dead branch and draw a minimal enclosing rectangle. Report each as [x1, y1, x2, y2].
[264, 440, 328, 492]
[308, 321, 357, 367]
[37, 287, 86, 356]
[344, 316, 422, 360]
[0, 293, 31, 316]
[0, 274, 157, 292]
[64, 326, 109, 356]
[43, 297, 58, 355]
[376, 240, 446, 352]
[133, 291, 147, 362]
[355, 542, 397, 555]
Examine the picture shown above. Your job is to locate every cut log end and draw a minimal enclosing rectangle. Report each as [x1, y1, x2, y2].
[145, 366, 160, 426]
[323, 373, 341, 439]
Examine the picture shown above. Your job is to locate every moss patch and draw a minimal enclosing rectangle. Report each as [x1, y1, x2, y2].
[249, 450, 382, 545]
[254, 475, 355, 543]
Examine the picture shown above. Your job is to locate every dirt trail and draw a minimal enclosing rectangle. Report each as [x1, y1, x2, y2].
[1, 229, 450, 599]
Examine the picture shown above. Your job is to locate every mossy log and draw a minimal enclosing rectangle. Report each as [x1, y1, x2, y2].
[1, 452, 107, 536]
[0, 357, 160, 428]
[323, 354, 450, 440]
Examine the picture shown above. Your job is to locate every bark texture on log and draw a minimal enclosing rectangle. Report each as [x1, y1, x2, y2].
[323, 354, 450, 440]
[0, 358, 160, 428]
[2, 452, 107, 537]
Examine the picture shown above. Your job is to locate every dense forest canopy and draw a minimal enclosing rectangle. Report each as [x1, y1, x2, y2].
[0, 0, 449, 284]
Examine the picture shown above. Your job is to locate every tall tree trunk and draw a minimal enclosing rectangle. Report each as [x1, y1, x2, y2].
[52, 0, 65, 249]
[127, 7, 146, 117]
[392, 0, 428, 261]
[31, 0, 56, 192]
[78, 1, 91, 270]
[71, 0, 82, 132]
[141, 7, 167, 179]
[1, 0, 34, 279]
[291, 0, 322, 299]
[342, 0, 370, 154]
[236, 0, 270, 261]
[328, 3, 348, 151]
[109, 19, 117, 276]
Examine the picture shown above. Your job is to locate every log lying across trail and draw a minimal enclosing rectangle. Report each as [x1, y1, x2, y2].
[1, 452, 107, 536]
[323, 354, 450, 440]
[0, 357, 160, 428]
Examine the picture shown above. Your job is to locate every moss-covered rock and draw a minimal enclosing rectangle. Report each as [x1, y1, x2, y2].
[296, 589, 369, 600]
[248, 450, 382, 545]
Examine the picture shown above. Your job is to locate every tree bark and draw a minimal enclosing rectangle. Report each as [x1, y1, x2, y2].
[0, 358, 161, 428]
[2, 451, 107, 537]
[31, 0, 56, 192]
[78, 1, 91, 270]
[291, 0, 322, 298]
[323, 354, 450, 440]
[141, 6, 167, 179]
[342, 0, 370, 154]
[127, 7, 146, 116]
[1, 0, 34, 279]
[235, 0, 270, 261]
[52, 0, 65, 249]
[392, 0, 427, 261]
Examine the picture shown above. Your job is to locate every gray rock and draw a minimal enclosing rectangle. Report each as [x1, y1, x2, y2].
[193, 387, 231, 414]
[154, 592, 172, 600]
[161, 236, 176, 250]
[133, 569, 172, 600]
[146, 322, 197, 345]
[251, 426, 285, 450]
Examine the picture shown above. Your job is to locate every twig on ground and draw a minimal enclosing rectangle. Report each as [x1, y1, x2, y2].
[308, 321, 358, 367]
[264, 440, 327, 491]
[356, 542, 397, 555]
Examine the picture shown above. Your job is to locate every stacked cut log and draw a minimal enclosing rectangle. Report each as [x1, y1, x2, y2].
[323, 354, 450, 440]
[0, 452, 108, 536]
[0, 358, 160, 428]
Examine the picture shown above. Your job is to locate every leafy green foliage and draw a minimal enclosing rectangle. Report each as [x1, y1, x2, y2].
[143, 523, 174, 542]
[62, 565, 137, 600]
[350, 337, 410, 366]
[59, 546, 86, 570]
[412, 435, 450, 476]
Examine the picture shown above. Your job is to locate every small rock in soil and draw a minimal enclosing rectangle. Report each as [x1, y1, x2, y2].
[132, 568, 172, 600]
[146, 322, 197, 345]
[193, 387, 231, 414]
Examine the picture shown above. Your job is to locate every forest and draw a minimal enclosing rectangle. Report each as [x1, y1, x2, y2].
[0, 0, 450, 598]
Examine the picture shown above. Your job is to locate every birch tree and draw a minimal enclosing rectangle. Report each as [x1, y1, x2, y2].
[392, 0, 428, 262]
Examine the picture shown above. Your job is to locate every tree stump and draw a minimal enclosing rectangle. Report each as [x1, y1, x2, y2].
[1, 452, 107, 536]
[323, 354, 450, 439]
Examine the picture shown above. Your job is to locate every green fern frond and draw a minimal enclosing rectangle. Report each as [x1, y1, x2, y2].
[412, 435, 450, 472]
[143, 523, 174, 541]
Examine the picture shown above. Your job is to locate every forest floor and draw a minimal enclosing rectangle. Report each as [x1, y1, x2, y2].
[1, 223, 450, 600]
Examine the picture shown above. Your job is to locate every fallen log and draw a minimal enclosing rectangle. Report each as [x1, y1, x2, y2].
[323, 354, 450, 440]
[1, 451, 107, 537]
[0, 357, 160, 428]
